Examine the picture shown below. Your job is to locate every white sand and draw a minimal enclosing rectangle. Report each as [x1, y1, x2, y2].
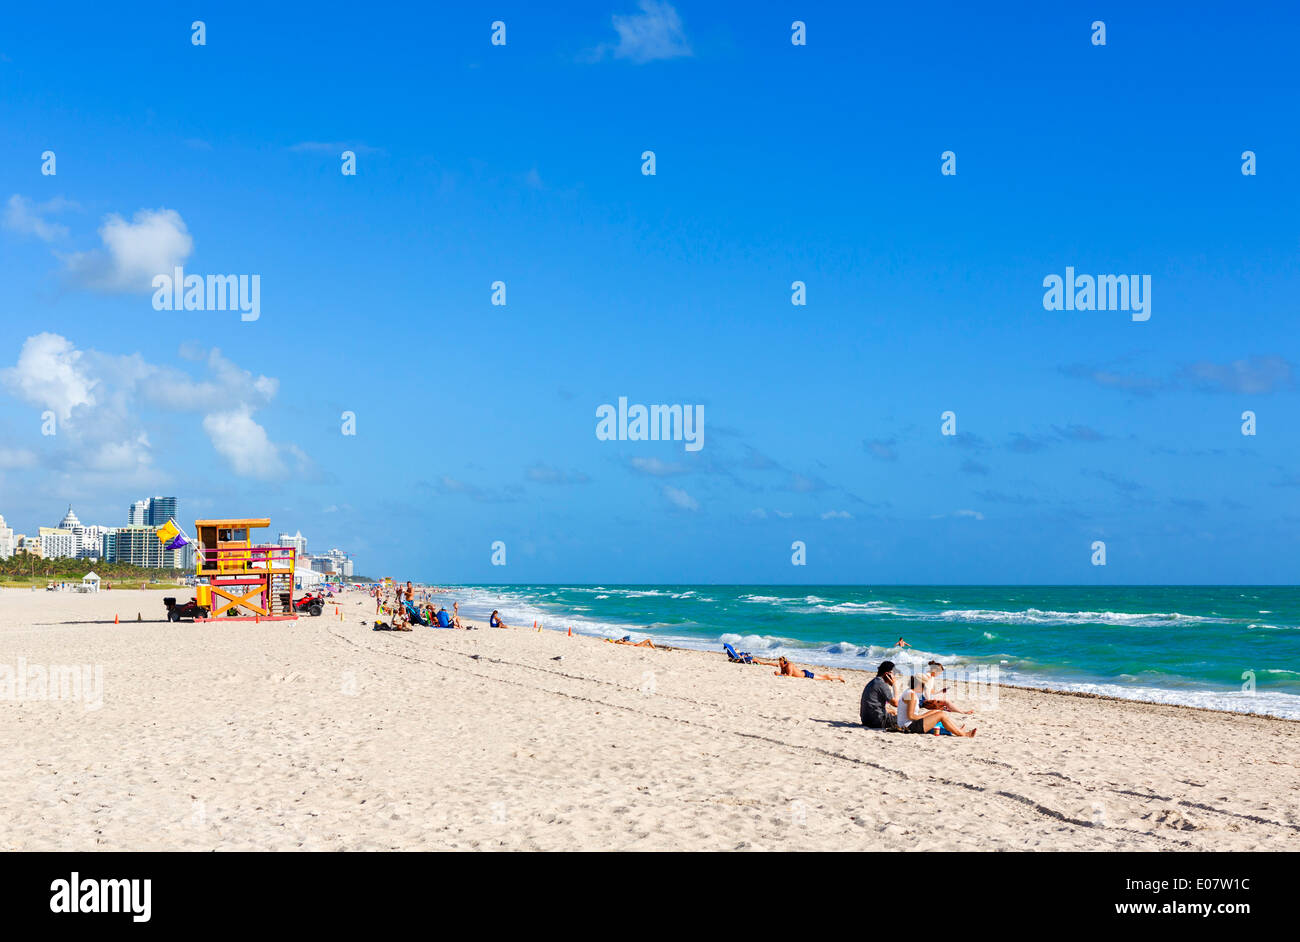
[1, 587, 1297, 851]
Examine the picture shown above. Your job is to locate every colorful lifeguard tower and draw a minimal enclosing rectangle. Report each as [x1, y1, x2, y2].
[193, 518, 298, 621]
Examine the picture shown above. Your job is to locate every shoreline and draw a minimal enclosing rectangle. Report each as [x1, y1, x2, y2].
[445, 602, 1300, 723]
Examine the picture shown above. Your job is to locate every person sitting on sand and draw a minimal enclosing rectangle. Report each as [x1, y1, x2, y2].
[451, 601, 463, 629]
[774, 656, 845, 682]
[897, 674, 976, 736]
[922, 661, 973, 715]
[490, 610, 509, 629]
[861, 660, 900, 729]
[435, 607, 453, 628]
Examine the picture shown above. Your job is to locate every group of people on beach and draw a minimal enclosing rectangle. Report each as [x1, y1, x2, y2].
[372, 581, 463, 631]
[860, 658, 977, 737]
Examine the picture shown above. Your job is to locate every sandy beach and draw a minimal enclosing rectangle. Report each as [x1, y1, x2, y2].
[1, 586, 1297, 851]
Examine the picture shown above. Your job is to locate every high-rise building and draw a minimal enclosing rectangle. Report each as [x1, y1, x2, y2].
[38, 526, 77, 559]
[146, 496, 178, 528]
[278, 531, 307, 558]
[0, 515, 13, 559]
[112, 525, 170, 568]
[128, 500, 148, 526]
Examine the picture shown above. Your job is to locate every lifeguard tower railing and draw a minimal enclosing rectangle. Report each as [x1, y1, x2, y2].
[198, 545, 297, 574]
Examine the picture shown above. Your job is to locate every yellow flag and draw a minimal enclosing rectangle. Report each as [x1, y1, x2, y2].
[155, 520, 179, 544]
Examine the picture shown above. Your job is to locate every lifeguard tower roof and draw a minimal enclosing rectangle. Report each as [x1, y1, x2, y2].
[195, 518, 271, 529]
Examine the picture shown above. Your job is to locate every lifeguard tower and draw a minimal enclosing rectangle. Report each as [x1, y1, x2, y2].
[193, 518, 298, 620]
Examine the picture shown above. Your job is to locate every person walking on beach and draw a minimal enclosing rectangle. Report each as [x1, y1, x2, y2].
[897, 674, 976, 736]
[861, 661, 900, 730]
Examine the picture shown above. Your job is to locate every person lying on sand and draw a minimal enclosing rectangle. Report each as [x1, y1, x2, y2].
[898, 674, 975, 736]
[774, 656, 845, 682]
[922, 661, 973, 714]
[606, 635, 670, 649]
[490, 610, 510, 629]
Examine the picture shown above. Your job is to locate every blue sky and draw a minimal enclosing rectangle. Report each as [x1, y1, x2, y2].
[1, 1, 1296, 583]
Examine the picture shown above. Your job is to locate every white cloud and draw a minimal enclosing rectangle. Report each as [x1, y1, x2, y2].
[821, 510, 853, 520]
[0, 332, 97, 421]
[931, 509, 986, 521]
[289, 141, 382, 155]
[595, 1, 692, 63]
[630, 455, 687, 476]
[88, 436, 153, 473]
[663, 484, 698, 511]
[3, 195, 75, 241]
[0, 334, 303, 481]
[202, 408, 288, 480]
[0, 447, 37, 469]
[748, 508, 768, 519]
[63, 208, 193, 293]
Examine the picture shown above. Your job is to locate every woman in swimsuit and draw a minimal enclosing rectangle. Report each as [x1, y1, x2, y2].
[898, 674, 976, 736]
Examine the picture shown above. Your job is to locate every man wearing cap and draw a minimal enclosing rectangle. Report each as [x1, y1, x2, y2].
[860, 660, 900, 730]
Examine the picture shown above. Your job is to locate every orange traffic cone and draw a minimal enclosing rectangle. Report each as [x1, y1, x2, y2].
[567, 625, 572, 637]
[114, 614, 119, 624]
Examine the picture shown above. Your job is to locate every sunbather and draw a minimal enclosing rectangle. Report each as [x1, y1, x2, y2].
[490, 610, 510, 629]
[452, 601, 464, 629]
[774, 656, 845, 682]
[607, 635, 663, 648]
[897, 674, 976, 736]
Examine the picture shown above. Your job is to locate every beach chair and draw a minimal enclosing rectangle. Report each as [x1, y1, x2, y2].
[723, 642, 755, 664]
[403, 600, 428, 626]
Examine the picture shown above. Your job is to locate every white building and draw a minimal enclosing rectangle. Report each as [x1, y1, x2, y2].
[0, 514, 13, 559]
[128, 500, 149, 526]
[39, 526, 77, 559]
[278, 531, 308, 559]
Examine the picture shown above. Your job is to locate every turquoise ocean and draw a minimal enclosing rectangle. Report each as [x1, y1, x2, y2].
[447, 585, 1300, 719]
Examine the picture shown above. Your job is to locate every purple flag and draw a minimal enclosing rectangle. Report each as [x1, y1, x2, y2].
[165, 534, 189, 550]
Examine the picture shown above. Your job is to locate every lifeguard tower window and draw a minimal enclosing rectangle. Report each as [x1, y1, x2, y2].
[218, 528, 247, 542]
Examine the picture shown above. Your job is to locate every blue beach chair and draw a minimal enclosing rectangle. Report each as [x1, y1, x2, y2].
[723, 642, 755, 664]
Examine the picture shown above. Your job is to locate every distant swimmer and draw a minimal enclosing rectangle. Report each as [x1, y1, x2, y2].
[896, 637, 911, 649]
